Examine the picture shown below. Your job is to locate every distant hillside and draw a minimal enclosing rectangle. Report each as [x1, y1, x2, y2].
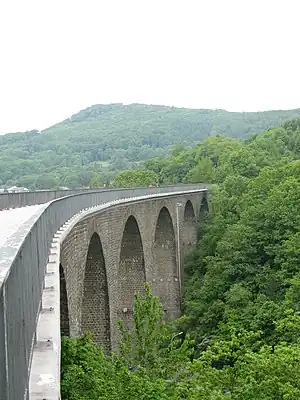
[0, 103, 300, 189]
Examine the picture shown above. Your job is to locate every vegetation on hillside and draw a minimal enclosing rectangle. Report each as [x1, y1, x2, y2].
[62, 118, 300, 399]
[1, 103, 300, 189]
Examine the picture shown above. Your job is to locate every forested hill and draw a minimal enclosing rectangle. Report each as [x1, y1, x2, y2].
[49, 103, 300, 141]
[1, 103, 300, 189]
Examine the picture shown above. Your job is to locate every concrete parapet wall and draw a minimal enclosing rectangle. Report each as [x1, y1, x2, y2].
[0, 184, 208, 210]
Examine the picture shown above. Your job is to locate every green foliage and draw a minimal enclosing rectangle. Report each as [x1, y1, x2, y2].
[61, 334, 170, 400]
[176, 333, 300, 399]
[61, 284, 300, 399]
[178, 119, 300, 358]
[113, 169, 158, 188]
[185, 157, 214, 183]
[89, 174, 102, 188]
[118, 285, 193, 380]
[61, 286, 191, 399]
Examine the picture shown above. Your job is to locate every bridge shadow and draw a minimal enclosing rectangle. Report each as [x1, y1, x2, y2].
[60, 263, 70, 337]
[82, 232, 111, 351]
[198, 196, 209, 239]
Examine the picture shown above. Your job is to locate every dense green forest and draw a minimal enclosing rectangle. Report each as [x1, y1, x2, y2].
[1, 103, 300, 189]
[62, 118, 300, 399]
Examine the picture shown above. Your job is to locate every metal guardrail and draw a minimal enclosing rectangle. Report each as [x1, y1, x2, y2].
[0, 184, 207, 400]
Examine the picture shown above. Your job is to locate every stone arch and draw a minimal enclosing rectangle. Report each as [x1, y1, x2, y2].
[59, 263, 70, 337]
[153, 206, 180, 318]
[82, 232, 111, 351]
[182, 200, 197, 258]
[118, 215, 146, 329]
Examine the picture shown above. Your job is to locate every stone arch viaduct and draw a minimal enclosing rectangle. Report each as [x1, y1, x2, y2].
[0, 184, 208, 400]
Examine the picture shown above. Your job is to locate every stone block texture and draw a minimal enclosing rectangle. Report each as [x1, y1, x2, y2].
[60, 192, 207, 350]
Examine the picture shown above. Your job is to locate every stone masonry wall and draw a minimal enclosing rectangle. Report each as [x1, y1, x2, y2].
[60, 192, 206, 350]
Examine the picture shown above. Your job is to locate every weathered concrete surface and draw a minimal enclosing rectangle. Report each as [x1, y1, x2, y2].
[0, 188, 102, 209]
[0, 204, 47, 246]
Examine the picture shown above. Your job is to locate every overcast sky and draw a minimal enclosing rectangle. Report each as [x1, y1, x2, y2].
[0, 0, 300, 133]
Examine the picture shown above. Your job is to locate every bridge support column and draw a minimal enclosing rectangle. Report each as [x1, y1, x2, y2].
[117, 216, 146, 332]
[152, 207, 180, 319]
